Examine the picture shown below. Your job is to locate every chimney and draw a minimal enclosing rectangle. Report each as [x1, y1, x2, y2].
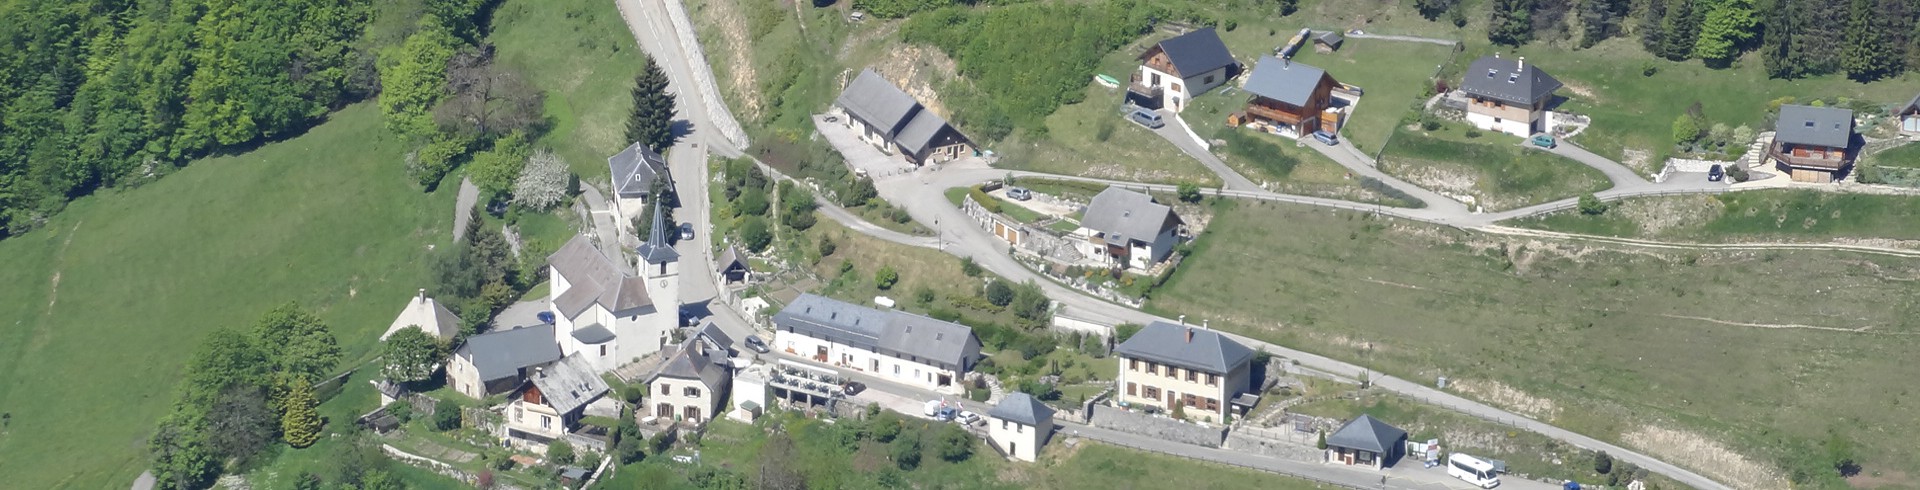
[417, 288, 427, 300]
[1494, 52, 1500, 59]
[1202, 319, 1210, 330]
[1185, 326, 1193, 343]
[1518, 57, 1525, 71]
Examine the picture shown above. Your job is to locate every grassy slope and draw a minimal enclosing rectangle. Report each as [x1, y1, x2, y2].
[1867, 142, 1920, 169]
[489, 0, 646, 180]
[1381, 123, 1609, 210]
[1512, 190, 1920, 242]
[0, 105, 452, 489]
[1152, 199, 1920, 482]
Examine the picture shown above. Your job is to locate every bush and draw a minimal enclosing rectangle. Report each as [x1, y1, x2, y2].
[875, 265, 899, 290]
[1672, 114, 1702, 143]
[1464, 129, 1482, 138]
[935, 424, 974, 462]
[622, 385, 645, 404]
[432, 401, 461, 431]
[547, 441, 576, 465]
[843, 177, 879, 206]
[890, 431, 923, 471]
[960, 257, 983, 277]
[616, 435, 645, 464]
[1641, 61, 1659, 77]
[738, 217, 772, 252]
[1578, 193, 1609, 215]
[967, 186, 1002, 213]
[985, 280, 1014, 307]
[1114, 323, 1143, 343]
[1594, 450, 1613, 474]
[1176, 182, 1202, 203]
[968, 388, 990, 402]
[914, 286, 936, 305]
[818, 236, 837, 257]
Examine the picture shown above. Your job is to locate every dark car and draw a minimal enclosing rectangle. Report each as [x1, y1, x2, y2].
[679, 222, 695, 240]
[536, 311, 555, 324]
[842, 381, 867, 396]
[1708, 164, 1725, 182]
[743, 335, 770, 354]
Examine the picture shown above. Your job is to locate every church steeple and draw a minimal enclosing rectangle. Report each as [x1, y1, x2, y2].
[636, 201, 679, 266]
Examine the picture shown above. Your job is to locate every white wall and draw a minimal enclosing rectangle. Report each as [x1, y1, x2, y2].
[649, 375, 724, 424]
[774, 330, 964, 393]
[989, 416, 1053, 462]
[1465, 111, 1534, 138]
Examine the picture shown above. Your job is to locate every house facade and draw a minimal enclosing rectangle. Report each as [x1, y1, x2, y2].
[1073, 187, 1184, 272]
[1460, 55, 1562, 138]
[547, 204, 681, 373]
[447, 324, 561, 399]
[1325, 414, 1408, 470]
[1770, 104, 1856, 183]
[1112, 321, 1254, 422]
[503, 354, 610, 452]
[987, 392, 1056, 462]
[1239, 56, 1340, 139]
[834, 69, 973, 165]
[1900, 93, 1920, 134]
[1127, 27, 1237, 112]
[647, 336, 732, 425]
[607, 141, 672, 222]
[381, 288, 462, 341]
[771, 294, 983, 393]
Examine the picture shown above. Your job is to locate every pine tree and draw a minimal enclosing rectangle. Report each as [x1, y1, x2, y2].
[1639, 0, 1669, 54]
[280, 378, 322, 448]
[1762, 0, 1804, 78]
[1488, 0, 1536, 46]
[1659, 0, 1702, 60]
[1841, 0, 1893, 80]
[625, 58, 678, 153]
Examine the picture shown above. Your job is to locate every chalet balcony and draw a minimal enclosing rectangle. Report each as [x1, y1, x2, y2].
[1769, 143, 1849, 170]
[1127, 73, 1162, 99]
[1245, 104, 1307, 126]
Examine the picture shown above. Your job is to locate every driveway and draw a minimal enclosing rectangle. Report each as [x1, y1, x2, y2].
[1149, 109, 1264, 192]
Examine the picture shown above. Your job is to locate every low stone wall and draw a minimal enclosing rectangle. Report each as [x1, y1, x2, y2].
[1224, 428, 1321, 462]
[1088, 404, 1227, 448]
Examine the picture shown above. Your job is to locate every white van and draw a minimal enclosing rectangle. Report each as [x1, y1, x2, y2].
[1448, 453, 1501, 488]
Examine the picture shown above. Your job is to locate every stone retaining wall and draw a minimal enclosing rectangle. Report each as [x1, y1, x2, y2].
[1087, 404, 1227, 448]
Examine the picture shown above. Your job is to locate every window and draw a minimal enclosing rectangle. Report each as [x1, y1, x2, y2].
[894, 365, 901, 375]
[1143, 386, 1160, 400]
[1206, 398, 1220, 412]
[1127, 382, 1137, 396]
[1204, 75, 1215, 84]
[684, 387, 701, 397]
[541, 415, 551, 429]
[1017, 424, 1024, 434]
[1147, 363, 1158, 375]
[1186, 370, 1197, 383]
[1002, 420, 1010, 430]
[600, 345, 607, 356]
[1169, 367, 1181, 379]
[514, 407, 523, 421]
[1129, 359, 1139, 371]
[1206, 374, 1218, 387]
[661, 383, 671, 395]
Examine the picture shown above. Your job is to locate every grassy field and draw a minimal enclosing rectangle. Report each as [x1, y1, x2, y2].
[1867, 143, 1920, 169]
[490, 0, 647, 180]
[0, 104, 456, 489]
[1150, 199, 1920, 488]
[997, 83, 1222, 186]
[1511, 190, 1920, 243]
[1380, 123, 1609, 210]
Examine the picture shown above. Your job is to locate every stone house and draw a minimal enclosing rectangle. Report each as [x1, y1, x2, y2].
[771, 294, 982, 393]
[503, 353, 610, 452]
[1325, 414, 1407, 470]
[447, 324, 561, 399]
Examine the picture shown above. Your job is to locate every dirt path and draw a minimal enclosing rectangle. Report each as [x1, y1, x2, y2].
[1654, 314, 1899, 334]
[45, 221, 81, 313]
[453, 177, 478, 241]
[1475, 225, 1920, 258]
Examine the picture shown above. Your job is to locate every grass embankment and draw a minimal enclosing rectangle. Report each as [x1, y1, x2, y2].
[1380, 123, 1608, 211]
[1511, 190, 1920, 243]
[1152, 199, 1920, 488]
[490, 0, 648, 179]
[0, 105, 455, 489]
[1858, 143, 1920, 187]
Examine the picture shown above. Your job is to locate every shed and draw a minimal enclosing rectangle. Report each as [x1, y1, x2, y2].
[1313, 31, 1344, 53]
[1325, 414, 1407, 470]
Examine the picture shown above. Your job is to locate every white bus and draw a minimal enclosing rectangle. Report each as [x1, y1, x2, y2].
[1448, 453, 1501, 488]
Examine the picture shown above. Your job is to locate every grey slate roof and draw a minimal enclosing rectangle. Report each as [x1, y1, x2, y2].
[636, 200, 679, 265]
[548, 235, 654, 320]
[1460, 56, 1561, 106]
[459, 324, 561, 382]
[695, 320, 734, 353]
[1314, 31, 1344, 49]
[1112, 321, 1254, 375]
[773, 294, 982, 371]
[1773, 104, 1854, 148]
[716, 246, 749, 273]
[570, 324, 616, 344]
[528, 353, 609, 415]
[382, 289, 463, 340]
[1148, 27, 1236, 77]
[1080, 187, 1181, 245]
[608, 142, 671, 199]
[1326, 414, 1407, 454]
[988, 392, 1055, 427]
[836, 70, 921, 136]
[894, 109, 953, 156]
[1244, 56, 1330, 107]
[650, 341, 729, 391]
[1901, 92, 1920, 114]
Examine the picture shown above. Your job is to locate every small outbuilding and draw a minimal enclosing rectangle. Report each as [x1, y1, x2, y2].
[381, 289, 462, 341]
[1896, 92, 1920, 134]
[987, 392, 1056, 462]
[1325, 414, 1408, 470]
[1313, 31, 1344, 53]
[716, 245, 752, 285]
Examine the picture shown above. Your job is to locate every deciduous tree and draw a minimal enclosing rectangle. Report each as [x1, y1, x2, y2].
[1693, 0, 1758, 63]
[253, 302, 342, 384]
[513, 149, 571, 210]
[435, 46, 543, 137]
[380, 18, 461, 139]
[382, 327, 447, 382]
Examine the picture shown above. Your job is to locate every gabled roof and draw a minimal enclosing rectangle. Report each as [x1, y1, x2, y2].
[650, 341, 729, 390]
[1774, 104, 1854, 148]
[382, 289, 463, 340]
[836, 70, 922, 136]
[1145, 27, 1236, 77]
[570, 324, 616, 344]
[988, 392, 1055, 427]
[636, 200, 679, 265]
[773, 294, 981, 370]
[1314, 31, 1344, 48]
[458, 324, 561, 382]
[695, 320, 734, 353]
[527, 353, 609, 415]
[1112, 321, 1254, 374]
[894, 109, 955, 156]
[717, 246, 749, 273]
[548, 235, 654, 320]
[608, 142, 671, 199]
[1326, 414, 1407, 454]
[1080, 187, 1182, 245]
[1244, 56, 1331, 107]
[1900, 93, 1920, 115]
[1460, 56, 1561, 106]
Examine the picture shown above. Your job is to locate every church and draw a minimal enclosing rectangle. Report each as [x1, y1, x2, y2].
[544, 204, 683, 373]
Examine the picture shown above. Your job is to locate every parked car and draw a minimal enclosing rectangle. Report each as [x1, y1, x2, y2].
[536, 311, 555, 324]
[1530, 134, 1557, 149]
[1708, 164, 1725, 182]
[679, 222, 695, 240]
[1006, 187, 1033, 201]
[1312, 130, 1339, 146]
[924, 400, 956, 420]
[956, 411, 983, 425]
[1129, 108, 1164, 129]
[842, 381, 866, 396]
[743, 335, 770, 353]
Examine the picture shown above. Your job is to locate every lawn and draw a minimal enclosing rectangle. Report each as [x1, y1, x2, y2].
[1379, 122, 1609, 210]
[1510, 190, 1920, 243]
[1149, 199, 1920, 488]
[1859, 142, 1920, 187]
[1868, 143, 1920, 169]
[1278, 38, 1461, 155]
[490, 0, 647, 180]
[1034, 441, 1333, 489]
[996, 61, 1221, 186]
[0, 104, 456, 489]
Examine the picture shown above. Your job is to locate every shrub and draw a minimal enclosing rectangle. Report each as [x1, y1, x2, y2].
[616, 435, 645, 464]
[1177, 182, 1202, 203]
[1114, 323, 1143, 343]
[1316, 431, 1328, 449]
[622, 385, 645, 404]
[1595, 450, 1613, 474]
[1464, 129, 1482, 138]
[985, 280, 1014, 307]
[1578, 193, 1609, 215]
[1641, 61, 1658, 77]
[818, 236, 837, 257]
[547, 441, 575, 465]
[914, 286, 936, 305]
[1672, 114, 1702, 143]
[967, 186, 1002, 213]
[968, 388, 990, 402]
[875, 265, 899, 290]
[738, 217, 772, 252]
[935, 424, 974, 462]
[890, 431, 923, 470]
[432, 401, 461, 431]
[960, 257, 983, 277]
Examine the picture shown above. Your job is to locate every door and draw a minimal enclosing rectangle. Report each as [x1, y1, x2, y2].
[656, 403, 673, 419]
[684, 405, 701, 422]
[1009, 442, 1017, 457]
[815, 345, 828, 362]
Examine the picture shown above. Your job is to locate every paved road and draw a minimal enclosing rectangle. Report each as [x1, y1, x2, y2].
[1344, 32, 1459, 46]
[1538, 141, 1652, 189]
[1151, 110, 1264, 191]
[1300, 137, 1471, 215]
[618, 3, 1730, 488]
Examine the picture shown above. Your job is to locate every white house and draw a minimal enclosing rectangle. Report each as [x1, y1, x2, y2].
[646, 335, 732, 426]
[771, 294, 982, 394]
[1112, 321, 1255, 423]
[503, 353, 610, 453]
[447, 324, 561, 400]
[547, 204, 682, 373]
[1126, 27, 1237, 112]
[608, 141, 671, 222]
[1460, 55, 1562, 138]
[380, 289, 462, 341]
[1073, 187, 1184, 272]
[987, 392, 1056, 462]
